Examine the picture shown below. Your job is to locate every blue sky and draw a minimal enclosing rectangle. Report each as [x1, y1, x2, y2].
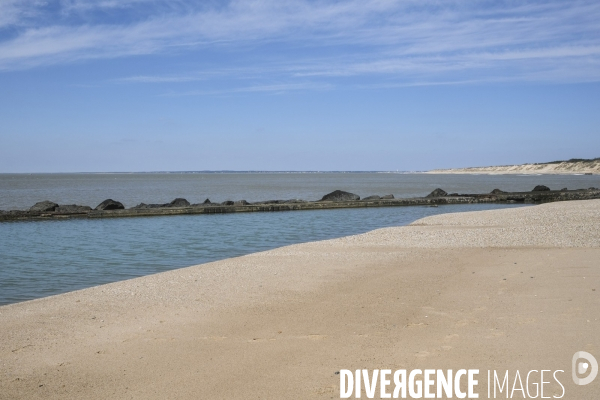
[1, 0, 599, 172]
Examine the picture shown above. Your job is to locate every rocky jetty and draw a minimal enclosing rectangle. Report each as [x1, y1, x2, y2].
[167, 198, 190, 207]
[2, 186, 600, 222]
[95, 199, 125, 210]
[320, 190, 360, 201]
[427, 188, 448, 197]
[30, 201, 59, 212]
[532, 185, 551, 192]
[362, 194, 395, 201]
[29, 201, 90, 214]
[133, 198, 190, 209]
[255, 199, 307, 204]
[54, 205, 92, 214]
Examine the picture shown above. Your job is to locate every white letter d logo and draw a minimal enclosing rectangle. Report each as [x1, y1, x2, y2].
[572, 351, 598, 385]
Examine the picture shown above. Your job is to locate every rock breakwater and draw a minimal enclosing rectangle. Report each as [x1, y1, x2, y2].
[2, 187, 600, 222]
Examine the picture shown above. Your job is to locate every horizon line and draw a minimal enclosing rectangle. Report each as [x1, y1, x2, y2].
[0, 170, 425, 174]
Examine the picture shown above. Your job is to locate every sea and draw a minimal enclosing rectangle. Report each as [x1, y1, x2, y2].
[1, 172, 598, 306]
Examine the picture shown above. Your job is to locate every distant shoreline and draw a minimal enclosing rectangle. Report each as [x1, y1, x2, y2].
[0, 171, 423, 175]
[427, 158, 599, 175]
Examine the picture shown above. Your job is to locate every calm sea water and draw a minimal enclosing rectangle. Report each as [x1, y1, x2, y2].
[0, 203, 528, 306]
[0, 173, 598, 306]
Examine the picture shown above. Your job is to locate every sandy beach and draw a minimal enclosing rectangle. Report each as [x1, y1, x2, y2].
[427, 160, 600, 175]
[1, 200, 599, 399]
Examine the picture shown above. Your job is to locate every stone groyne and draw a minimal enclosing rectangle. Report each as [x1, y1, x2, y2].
[1, 187, 599, 222]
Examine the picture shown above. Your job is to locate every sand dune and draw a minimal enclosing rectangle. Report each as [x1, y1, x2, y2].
[1, 200, 599, 399]
[428, 160, 600, 174]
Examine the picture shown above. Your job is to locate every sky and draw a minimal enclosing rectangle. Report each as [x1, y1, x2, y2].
[0, 0, 599, 172]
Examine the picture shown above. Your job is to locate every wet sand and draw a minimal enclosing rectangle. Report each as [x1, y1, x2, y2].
[1, 200, 599, 399]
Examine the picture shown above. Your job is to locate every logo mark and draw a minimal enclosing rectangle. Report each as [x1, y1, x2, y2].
[572, 351, 598, 385]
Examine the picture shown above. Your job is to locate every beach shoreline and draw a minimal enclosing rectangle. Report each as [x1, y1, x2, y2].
[1, 200, 599, 399]
[427, 159, 600, 175]
[426, 171, 596, 175]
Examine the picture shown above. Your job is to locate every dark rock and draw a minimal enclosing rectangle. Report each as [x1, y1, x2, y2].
[362, 195, 381, 201]
[95, 199, 124, 210]
[221, 201, 234, 206]
[381, 194, 394, 199]
[134, 199, 189, 208]
[234, 200, 250, 206]
[490, 189, 506, 194]
[532, 185, 550, 192]
[8, 210, 30, 216]
[252, 199, 304, 205]
[426, 188, 447, 198]
[320, 190, 360, 202]
[560, 188, 568, 191]
[191, 199, 213, 207]
[132, 203, 162, 209]
[590, 187, 599, 191]
[167, 198, 190, 207]
[255, 199, 306, 204]
[55, 205, 92, 213]
[30, 201, 59, 212]
[448, 193, 459, 196]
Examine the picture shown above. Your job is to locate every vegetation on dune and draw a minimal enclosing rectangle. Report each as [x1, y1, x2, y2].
[539, 157, 600, 165]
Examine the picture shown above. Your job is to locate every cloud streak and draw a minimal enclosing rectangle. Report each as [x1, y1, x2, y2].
[1, 0, 599, 86]
[159, 82, 334, 97]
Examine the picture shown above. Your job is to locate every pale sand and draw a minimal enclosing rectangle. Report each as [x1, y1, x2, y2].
[427, 160, 600, 174]
[1, 200, 599, 399]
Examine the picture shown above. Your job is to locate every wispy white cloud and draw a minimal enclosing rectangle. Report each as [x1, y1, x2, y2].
[119, 75, 204, 83]
[288, 46, 600, 79]
[1, 0, 599, 86]
[0, 0, 46, 29]
[59, 0, 165, 12]
[160, 82, 334, 96]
